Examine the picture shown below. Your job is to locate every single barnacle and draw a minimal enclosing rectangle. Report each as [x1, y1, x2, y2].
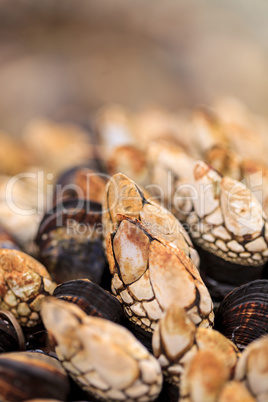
[152, 305, 238, 386]
[179, 349, 230, 402]
[186, 160, 268, 300]
[41, 297, 163, 402]
[103, 172, 199, 268]
[106, 215, 213, 334]
[0, 249, 56, 327]
[235, 335, 268, 401]
[218, 381, 255, 402]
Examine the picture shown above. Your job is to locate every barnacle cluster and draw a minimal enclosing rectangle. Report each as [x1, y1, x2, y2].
[0, 98, 268, 401]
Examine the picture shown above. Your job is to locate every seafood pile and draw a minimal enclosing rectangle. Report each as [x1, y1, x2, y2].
[0, 98, 268, 401]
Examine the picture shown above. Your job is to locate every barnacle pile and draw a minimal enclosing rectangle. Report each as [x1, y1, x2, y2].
[0, 98, 268, 401]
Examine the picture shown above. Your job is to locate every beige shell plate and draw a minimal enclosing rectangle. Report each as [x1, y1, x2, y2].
[107, 216, 213, 333]
[41, 298, 163, 402]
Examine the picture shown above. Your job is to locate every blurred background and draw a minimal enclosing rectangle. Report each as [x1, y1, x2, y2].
[0, 0, 268, 135]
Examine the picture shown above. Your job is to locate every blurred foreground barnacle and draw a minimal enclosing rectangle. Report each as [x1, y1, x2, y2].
[106, 215, 213, 334]
[179, 349, 230, 402]
[218, 381, 255, 402]
[186, 160, 268, 300]
[235, 335, 268, 401]
[23, 400, 63, 402]
[0, 249, 56, 327]
[214, 280, 268, 350]
[36, 198, 107, 284]
[0, 352, 69, 402]
[41, 297, 163, 402]
[103, 172, 199, 268]
[152, 305, 239, 386]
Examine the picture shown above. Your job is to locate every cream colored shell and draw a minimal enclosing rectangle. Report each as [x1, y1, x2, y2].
[152, 305, 238, 386]
[106, 216, 213, 333]
[235, 335, 268, 401]
[41, 298, 162, 402]
[103, 173, 199, 268]
[187, 161, 268, 266]
[0, 249, 56, 327]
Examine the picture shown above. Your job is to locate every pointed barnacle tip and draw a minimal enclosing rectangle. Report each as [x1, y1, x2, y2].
[114, 172, 128, 180]
[113, 172, 131, 186]
[41, 297, 84, 334]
